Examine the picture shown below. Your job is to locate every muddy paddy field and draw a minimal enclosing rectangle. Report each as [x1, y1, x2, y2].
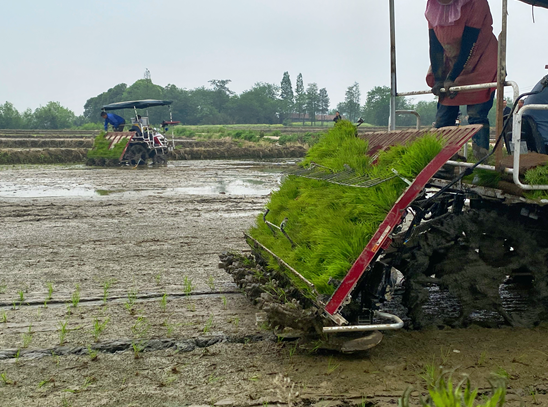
[1, 160, 548, 406]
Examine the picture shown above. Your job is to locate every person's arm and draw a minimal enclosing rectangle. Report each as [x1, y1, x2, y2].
[104, 117, 108, 131]
[429, 29, 445, 96]
[429, 29, 444, 83]
[446, 26, 480, 82]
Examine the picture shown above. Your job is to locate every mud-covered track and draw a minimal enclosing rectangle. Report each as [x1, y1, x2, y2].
[0, 332, 276, 361]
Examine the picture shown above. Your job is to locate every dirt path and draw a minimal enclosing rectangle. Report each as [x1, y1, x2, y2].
[0, 160, 547, 406]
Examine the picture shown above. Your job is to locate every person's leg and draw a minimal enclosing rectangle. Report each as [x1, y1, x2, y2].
[467, 91, 495, 159]
[116, 124, 125, 132]
[434, 102, 460, 128]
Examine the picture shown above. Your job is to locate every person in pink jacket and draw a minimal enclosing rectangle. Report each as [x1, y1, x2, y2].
[426, 0, 498, 159]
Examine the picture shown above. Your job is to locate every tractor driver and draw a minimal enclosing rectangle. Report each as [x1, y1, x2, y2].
[100, 111, 126, 132]
[425, 0, 498, 160]
[523, 78, 548, 150]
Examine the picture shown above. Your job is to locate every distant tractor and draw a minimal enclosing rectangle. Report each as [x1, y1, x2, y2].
[87, 99, 179, 166]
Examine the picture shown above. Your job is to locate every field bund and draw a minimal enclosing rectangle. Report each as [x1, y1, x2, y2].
[0, 129, 310, 164]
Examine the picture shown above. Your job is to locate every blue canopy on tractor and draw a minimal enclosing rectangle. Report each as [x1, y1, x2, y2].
[518, 0, 548, 8]
[102, 100, 173, 111]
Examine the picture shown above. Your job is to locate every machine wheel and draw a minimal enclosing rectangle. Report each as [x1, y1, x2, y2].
[152, 151, 168, 166]
[125, 145, 148, 166]
[397, 209, 548, 329]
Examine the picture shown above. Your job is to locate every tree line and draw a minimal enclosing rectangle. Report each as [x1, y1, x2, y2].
[0, 73, 501, 129]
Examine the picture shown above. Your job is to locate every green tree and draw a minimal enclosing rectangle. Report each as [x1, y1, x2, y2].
[280, 72, 294, 123]
[226, 83, 279, 124]
[83, 83, 127, 123]
[295, 73, 306, 124]
[120, 79, 171, 124]
[414, 99, 438, 127]
[344, 82, 361, 122]
[362, 86, 413, 126]
[163, 84, 197, 125]
[32, 102, 76, 129]
[305, 83, 320, 125]
[0, 102, 23, 129]
[208, 79, 233, 114]
[188, 87, 224, 125]
[318, 88, 330, 125]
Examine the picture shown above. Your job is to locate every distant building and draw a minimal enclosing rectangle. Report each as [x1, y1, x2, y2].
[288, 113, 337, 123]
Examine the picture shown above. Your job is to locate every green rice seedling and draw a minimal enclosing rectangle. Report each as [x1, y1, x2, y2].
[221, 295, 227, 309]
[288, 342, 298, 361]
[163, 319, 181, 337]
[51, 351, 59, 366]
[440, 346, 452, 366]
[102, 279, 115, 303]
[61, 396, 75, 407]
[159, 293, 168, 312]
[46, 282, 54, 300]
[1, 372, 12, 385]
[87, 132, 129, 161]
[81, 376, 96, 391]
[399, 368, 507, 407]
[160, 372, 177, 387]
[155, 273, 162, 285]
[494, 367, 510, 380]
[530, 386, 539, 404]
[524, 163, 548, 199]
[87, 345, 98, 361]
[59, 320, 69, 345]
[203, 315, 213, 333]
[14, 349, 20, 365]
[1, 311, 6, 323]
[65, 303, 72, 316]
[43, 300, 48, 309]
[207, 373, 221, 384]
[92, 317, 109, 342]
[421, 364, 438, 388]
[17, 289, 24, 303]
[71, 285, 80, 308]
[132, 316, 150, 338]
[326, 356, 340, 375]
[207, 276, 215, 291]
[125, 288, 138, 311]
[473, 169, 502, 188]
[21, 325, 33, 348]
[477, 351, 487, 367]
[183, 277, 193, 296]
[231, 316, 240, 328]
[0, 284, 6, 294]
[132, 341, 145, 359]
[248, 124, 445, 297]
[187, 301, 196, 312]
[38, 378, 54, 388]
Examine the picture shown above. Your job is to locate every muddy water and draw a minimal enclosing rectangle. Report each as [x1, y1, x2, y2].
[0, 160, 548, 406]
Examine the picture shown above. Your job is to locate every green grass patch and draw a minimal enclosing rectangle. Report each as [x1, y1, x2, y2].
[524, 164, 548, 200]
[172, 125, 323, 146]
[248, 120, 444, 295]
[87, 132, 128, 160]
[400, 366, 507, 406]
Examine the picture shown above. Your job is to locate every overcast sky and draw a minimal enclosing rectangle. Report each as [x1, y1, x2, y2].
[1, 0, 547, 116]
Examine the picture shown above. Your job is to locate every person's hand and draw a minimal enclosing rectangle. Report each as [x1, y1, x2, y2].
[432, 81, 444, 97]
[444, 80, 458, 99]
